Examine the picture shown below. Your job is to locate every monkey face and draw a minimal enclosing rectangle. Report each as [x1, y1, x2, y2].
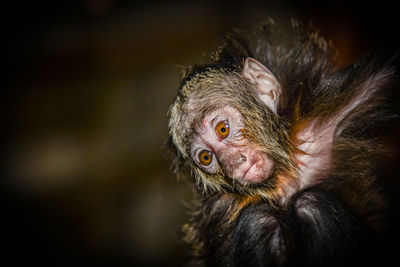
[169, 60, 296, 194]
[190, 106, 274, 183]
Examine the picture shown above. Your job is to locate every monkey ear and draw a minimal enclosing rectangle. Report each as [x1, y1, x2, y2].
[242, 57, 281, 113]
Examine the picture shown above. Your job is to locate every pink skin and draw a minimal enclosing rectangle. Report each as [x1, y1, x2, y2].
[241, 149, 273, 183]
[222, 144, 273, 183]
[191, 106, 273, 183]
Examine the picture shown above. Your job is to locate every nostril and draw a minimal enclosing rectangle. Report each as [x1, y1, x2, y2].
[239, 154, 247, 163]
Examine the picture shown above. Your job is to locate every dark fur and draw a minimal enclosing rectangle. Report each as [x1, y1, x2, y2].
[231, 188, 374, 267]
[169, 20, 400, 266]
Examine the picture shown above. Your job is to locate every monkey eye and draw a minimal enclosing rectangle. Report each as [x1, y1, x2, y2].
[198, 149, 213, 166]
[215, 120, 230, 139]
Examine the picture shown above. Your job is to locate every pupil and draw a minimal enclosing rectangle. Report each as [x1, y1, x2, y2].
[221, 127, 226, 133]
[203, 155, 209, 161]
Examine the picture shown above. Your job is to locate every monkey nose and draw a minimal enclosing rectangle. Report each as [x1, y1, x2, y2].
[216, 151, 247, 177]
[231, 153, 247, 168]
[220, 152, 248, 178]
[238, 154, 247, 164]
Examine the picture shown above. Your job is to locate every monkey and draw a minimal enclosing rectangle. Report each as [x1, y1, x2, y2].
[168, 20, 400, 267]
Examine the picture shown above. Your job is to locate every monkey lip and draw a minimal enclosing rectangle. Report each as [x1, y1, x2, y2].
[243, 163, 256, 178]
[243, 160, 264, 182]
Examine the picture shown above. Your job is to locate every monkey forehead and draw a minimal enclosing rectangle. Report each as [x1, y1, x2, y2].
[181, 69, 254, 103]
[183, 79, 256, 124]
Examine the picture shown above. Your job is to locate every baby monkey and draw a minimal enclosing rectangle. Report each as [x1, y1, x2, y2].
[168, 20, 399, 266]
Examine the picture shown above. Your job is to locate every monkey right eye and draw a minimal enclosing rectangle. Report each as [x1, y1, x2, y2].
[198, 150, 213, 166]
[216, 120, 230, 139]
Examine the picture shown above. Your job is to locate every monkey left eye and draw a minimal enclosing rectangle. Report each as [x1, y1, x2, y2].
[216, 120, 230, 139]
[198, 150, 213, 166]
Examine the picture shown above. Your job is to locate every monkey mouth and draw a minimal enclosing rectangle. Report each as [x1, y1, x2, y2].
[226, 150, 273, 184]
[241, 152, 273, 183]
[243, 162, 257, 179]
[243, 159, 265, 183]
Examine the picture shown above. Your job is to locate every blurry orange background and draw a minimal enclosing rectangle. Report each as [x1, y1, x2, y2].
[4, 1, 399, 266]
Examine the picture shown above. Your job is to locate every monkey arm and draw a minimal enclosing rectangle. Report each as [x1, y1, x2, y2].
[230, 188, 374, 267]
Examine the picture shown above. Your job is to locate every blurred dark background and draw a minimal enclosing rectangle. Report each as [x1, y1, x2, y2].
[4, 0, 400, 266]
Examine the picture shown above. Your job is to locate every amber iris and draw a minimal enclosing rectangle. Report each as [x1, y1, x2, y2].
[216, 120, 230, 138]
[199, 150, 213, 166]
